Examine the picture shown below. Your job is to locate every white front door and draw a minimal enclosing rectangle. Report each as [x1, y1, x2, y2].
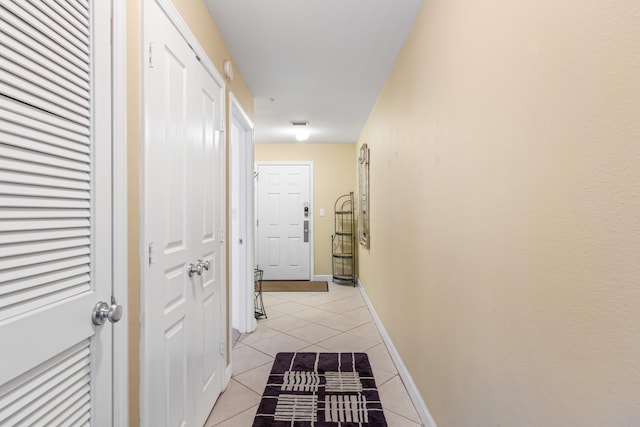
[143, 1, 225, 425]
[0, 0, 115, 424]
[256, 163, 312, 280]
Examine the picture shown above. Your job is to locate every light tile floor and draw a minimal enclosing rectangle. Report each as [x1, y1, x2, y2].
[204, 281, 423, 426]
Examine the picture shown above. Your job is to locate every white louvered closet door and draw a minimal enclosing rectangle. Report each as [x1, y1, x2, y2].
[0, 1, 114, 425]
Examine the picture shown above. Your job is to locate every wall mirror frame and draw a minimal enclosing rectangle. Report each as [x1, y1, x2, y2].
[358, 144, 370, 248]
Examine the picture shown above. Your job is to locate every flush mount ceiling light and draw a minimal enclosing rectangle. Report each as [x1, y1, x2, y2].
[291, 121, 310, 141]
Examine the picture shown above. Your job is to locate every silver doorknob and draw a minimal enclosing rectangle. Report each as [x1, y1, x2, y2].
[92, 297, 123, 325]
[187, 262, 202, 277]
[199, 260, 210, 271]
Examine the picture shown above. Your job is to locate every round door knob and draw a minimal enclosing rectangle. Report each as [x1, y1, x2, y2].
[92, 300, 123, 325]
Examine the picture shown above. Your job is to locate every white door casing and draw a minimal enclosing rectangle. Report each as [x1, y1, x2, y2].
[0, 0, 120, 424]
[229, 93, 255, 334]
[142, 0, 226, 425]
[256, 163, 313, 280]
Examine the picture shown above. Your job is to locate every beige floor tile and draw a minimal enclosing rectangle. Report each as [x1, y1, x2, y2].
[378, 376, 421, 424]
[286, 323, 342, 344]
[372, 367, 397, 387]
[302, 293, 352, 307]
[260, 294, 288, 307]
[342, 306, 374, 323]
[261, 315, 310, 332]
[233, 362, 273, 394]
[366, 343, 398, 374]
[238, 325, 285, 345]
[348, 322, 383, 343]
[266, 300, 312, 314]
[289, 307, 335, 323]
[299, 343, 332, 352]
[317, 295, 366, 313]
[205, 380, 261, 426]
[317, 331, 379, 352]
[384, 409, 424, 427]
[316, 313, 369, 332]
[233, 341, 246, 349]
[257, 305, 287, 320]
[211, 405, 258, 427]
[232, 345, 273, 376]
[247, 333, 309, 357]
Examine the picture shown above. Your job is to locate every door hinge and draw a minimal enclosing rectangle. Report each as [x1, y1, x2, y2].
[220, 228, 225, 243]
[148, 242, 154, 266]
[148, 42, 154, 68]
[219, 341, 226, 356]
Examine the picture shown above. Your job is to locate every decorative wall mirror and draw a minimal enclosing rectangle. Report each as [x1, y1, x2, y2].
[358, 144, 370, 248]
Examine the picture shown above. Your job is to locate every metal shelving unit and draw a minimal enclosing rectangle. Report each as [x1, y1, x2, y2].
[331, 192, 356, 285]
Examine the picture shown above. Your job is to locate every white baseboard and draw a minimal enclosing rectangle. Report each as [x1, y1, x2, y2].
[358, 278, 438, 427]
[314, 274, 333, 282]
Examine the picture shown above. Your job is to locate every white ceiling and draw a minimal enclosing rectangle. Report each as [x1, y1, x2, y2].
[204, 0, 424, 144]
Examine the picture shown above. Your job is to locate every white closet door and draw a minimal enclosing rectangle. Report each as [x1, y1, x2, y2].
[192, 65, 225, 425]
[0, 0, 113, 425]
[143, 1, 225, 425]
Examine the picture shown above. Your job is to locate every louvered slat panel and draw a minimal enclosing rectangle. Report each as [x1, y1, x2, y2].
[49, 400, 91, 426]
[0, 197, 90, 209]
[54, 0, 89, 33]
[6, 1, 89, 59]
[0, 170, 89, 190]
[38, 0, 90, 40]
[65, 0, 89, 20]
[0, 183, 89, 199]
[0, 265, 90, 296]
[1, 273, 90, 311]
[0, 72, 90, 123]
[0, 146, 90, 177]
[0, 17, 89, 86]
[0, 1, 91, 125]
[0, 228, 89, 244]
[0, 246, 89, 270]
[1, 95, 90, 140]
[0, 45, 89, 103]
[0, 209, 90, 220]
[0, 342, 91, 426]
[0, 237, 90, 269]
[0, 219, 90, 232]
[1, 111, 90, 153]
[0, 130, 90, 162]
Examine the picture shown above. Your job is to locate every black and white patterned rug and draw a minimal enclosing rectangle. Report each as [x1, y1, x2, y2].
[253, 352, 387, 426]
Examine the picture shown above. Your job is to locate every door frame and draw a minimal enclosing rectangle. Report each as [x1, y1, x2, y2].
[255, 161, 315, 280]
[140, 0, 228, 424]
[229, 93, 256, 334]
[111, 0, 129, 424]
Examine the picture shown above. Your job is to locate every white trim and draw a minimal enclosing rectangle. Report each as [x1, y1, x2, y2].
[111, 0, 128, 425]
[255, 161, 315, 279]
[314, 275, 333, 282]
[358, 278, 438, 427]
[229, 92, 256, 334]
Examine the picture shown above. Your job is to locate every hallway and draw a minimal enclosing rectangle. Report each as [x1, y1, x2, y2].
[205, 282, 423, 426]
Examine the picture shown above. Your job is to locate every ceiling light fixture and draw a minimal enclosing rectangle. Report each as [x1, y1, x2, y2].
[291, 121, 310, 141]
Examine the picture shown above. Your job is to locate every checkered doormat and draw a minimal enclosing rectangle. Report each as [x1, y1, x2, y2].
[253, 352, 387, 426]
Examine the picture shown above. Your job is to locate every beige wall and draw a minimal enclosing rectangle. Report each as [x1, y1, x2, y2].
[255, 144, 357, 276]
[126, 1, 253, 424]
[357, 0, 640, 425]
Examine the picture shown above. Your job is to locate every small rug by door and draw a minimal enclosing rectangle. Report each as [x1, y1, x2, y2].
[253, 352, 387, 426]
[261, 281, 328, 292]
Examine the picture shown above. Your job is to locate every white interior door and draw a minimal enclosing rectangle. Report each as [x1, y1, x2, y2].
[256, 163, 312, 280]
[0, 0, 114, 424]
[230, 95, 255, 334]
[143, 1, 225, 425]
[192, 63, 226, 424]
